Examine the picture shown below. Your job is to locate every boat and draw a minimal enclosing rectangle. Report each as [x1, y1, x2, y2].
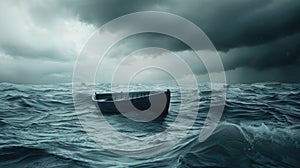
[92, 89, 171, 120]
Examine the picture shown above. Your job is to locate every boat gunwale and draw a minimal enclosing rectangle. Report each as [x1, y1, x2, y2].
[92, 90, 170, 103]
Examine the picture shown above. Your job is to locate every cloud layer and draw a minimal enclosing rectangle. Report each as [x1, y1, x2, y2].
[0, 0, 299, 83]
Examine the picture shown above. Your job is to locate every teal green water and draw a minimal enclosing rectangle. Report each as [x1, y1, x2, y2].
[0, 83, 300, 167]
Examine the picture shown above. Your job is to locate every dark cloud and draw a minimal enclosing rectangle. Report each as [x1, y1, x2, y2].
[225, 62, 300, 83]
[62, 0, 300, 50]
[221, 32, 300, 71]
[1, 0, 300, 83]
[59, 0, 300, 72]
[178, 0, 300, 51]
[105, 33, 191, 59]
[61, 0, 160, 26]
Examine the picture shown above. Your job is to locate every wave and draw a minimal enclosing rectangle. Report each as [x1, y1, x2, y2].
[0, 82, 300, 167]
[0, 146, 90, 168]
[177, 122, 300, 168]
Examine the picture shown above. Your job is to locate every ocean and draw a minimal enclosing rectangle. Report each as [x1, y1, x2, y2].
[0, 82, 300, 167]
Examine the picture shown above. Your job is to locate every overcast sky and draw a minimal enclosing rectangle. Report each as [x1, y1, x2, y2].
[0, 0, 300, 84]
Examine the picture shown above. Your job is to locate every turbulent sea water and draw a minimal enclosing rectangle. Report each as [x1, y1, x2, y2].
[1, 82, 300, 168]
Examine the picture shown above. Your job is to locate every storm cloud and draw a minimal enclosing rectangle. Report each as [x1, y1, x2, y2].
[0, 0, 299, 83]
[63, 0, 300, 50]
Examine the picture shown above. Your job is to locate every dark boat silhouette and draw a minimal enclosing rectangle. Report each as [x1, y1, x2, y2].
[92, 89, 171, 120]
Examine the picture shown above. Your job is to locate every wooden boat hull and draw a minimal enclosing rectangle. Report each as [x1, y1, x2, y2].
[92, 90, 171, 119]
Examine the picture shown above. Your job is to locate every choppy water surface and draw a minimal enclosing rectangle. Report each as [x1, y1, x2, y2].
[0, 82, 300, 167]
